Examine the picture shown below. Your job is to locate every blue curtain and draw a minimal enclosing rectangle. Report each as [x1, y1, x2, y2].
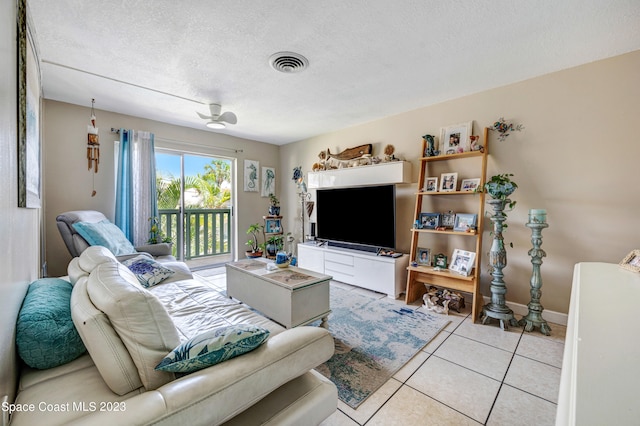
[115, 129, 158, 245]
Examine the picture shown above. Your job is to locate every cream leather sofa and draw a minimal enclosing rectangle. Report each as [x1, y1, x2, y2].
[5, 247, 337, 425]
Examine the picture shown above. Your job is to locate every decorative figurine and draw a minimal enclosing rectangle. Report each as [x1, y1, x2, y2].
[423, 134, 437, 157]
[492, 117, 524, 142]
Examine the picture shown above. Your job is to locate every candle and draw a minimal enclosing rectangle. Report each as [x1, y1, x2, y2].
[529, 209, 547, 223]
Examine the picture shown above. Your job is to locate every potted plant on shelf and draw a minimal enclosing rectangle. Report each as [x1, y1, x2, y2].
[265, 234, 284, 258]
[268, 193, 280, 216]
[245, 223, 264, 258]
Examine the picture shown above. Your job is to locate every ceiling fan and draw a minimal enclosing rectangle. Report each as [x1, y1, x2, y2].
[197, 104, 237, 129]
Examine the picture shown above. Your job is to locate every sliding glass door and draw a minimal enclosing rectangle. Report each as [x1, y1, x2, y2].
[155, 151, 233, 266]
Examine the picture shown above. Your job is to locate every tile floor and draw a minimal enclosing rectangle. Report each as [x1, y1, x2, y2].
[195, 267, 564, 426]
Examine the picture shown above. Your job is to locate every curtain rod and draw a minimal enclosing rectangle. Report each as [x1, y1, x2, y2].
[110, 128, 243, 153]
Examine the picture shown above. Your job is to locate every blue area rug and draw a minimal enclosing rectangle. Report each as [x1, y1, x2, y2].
[314, 286, 450, 408]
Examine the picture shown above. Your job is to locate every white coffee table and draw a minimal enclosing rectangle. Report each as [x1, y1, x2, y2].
[226, 259, 332, 328]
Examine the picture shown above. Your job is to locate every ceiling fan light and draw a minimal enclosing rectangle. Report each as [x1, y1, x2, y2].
[206, 122, 226, 130]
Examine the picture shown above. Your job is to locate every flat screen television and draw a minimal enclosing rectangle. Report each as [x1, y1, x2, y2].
[316, 184, 396, 252]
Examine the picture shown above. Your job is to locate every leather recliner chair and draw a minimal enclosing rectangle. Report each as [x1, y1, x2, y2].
[56, 210, 175, 262]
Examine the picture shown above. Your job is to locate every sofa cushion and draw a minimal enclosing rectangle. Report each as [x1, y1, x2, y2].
[155, 324, 270, 373]
[16, 278, 86, 369]
[72, 220, 137, 256]
[87, 261, 180, 390]
[71, 277, 143, 394]
[122, 255, 175, 287]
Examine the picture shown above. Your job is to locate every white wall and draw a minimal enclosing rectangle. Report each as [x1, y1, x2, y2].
[43, 101, 279, 276]
[0, 0, 41, 402]
[280, 50, 640, 314]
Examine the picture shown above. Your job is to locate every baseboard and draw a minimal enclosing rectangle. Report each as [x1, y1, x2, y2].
[482, 296, 568, 326]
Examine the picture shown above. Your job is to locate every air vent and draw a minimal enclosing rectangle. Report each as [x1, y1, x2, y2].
[269, 52, 309, 73]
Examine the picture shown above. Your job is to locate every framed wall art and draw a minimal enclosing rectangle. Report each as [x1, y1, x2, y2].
[244, 159, 259, 192]
[440, 172, 458, 192]
[261, 166, 275, 197]
[440, 121, 473, 155]
[619, 249, 640, 272]
[17, 0, 42, 208]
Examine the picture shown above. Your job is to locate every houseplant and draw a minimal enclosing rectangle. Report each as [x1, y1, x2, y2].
[268, 193, 280, 216]
[147, 216, 172, 244]
[265, 234, 284, 258]
[245, 223, 264, 258]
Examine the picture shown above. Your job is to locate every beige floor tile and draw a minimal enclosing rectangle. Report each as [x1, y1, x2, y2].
[319, 409, 360, 426]
[393, 351, 429, 382]
[516, 333, 565, 368]
[504, 355, 561, 403]
[434, 334, 513, 380]
[367, 385, 481, 426]
[407, 356, 500, 423]
[453, 316, 522, 352]
[337, 378, 403, 425]
[487, 384, 557, 426]
[422, 330, 451, 354]
[524, 321, 567, 344]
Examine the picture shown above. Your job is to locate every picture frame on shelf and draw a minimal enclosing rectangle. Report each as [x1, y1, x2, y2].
[423, 177, 438, 193]
[441, 211, 456, 228]
[434, 253, 447, 268]
[264, 218, 282, 234]
[440, 121, 473, 155]
[454, 213, 477, 232]
[449, 249, 476, 276]
[419, 213, 440, 229]
[416, 247, 431, 265]
[619, 249, 640, 272]
[439, 172, 458, 192]
[461, 178, 481, 192]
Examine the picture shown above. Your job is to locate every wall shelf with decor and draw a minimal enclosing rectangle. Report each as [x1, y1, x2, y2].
[405, 127, 489, 322]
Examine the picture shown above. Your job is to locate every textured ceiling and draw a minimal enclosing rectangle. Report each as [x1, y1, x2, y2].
[29, 0, 640, 145]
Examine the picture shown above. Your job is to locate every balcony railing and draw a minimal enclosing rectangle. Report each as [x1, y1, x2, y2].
[158, 208, 231, 260]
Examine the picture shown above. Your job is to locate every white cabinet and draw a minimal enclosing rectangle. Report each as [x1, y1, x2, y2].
[556, 262, 640, 425]
[297, 243, 409, 298]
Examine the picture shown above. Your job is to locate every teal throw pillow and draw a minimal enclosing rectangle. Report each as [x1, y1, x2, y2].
[72, 220, 137, 256]
[122, 255, 175, 287]
[16, 278, 86, 369]
[155, 324, 270, 373]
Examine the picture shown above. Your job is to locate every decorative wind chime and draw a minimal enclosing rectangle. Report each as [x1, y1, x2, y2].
[87, 99, 100, 196]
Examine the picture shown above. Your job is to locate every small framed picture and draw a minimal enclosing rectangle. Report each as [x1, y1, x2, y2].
[441, 211, 456, 228]
[449, 249, 476, 276]
[416, 247, 431, 265]
[423, 177, 438, 193]
[440, 121, 473, 155]
[454, 213, 477, 232]
[419, 213, 440, 229]
[440, 172, 458, 192]
[619, 250, 640, 272]
[434, 253, 447, 268]
[461, 178, 481, 192]
[264, 218, 282, 234]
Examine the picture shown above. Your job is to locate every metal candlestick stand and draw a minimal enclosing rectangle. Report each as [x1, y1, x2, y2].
[481, 199, 519, 330]
[518, 219, 551, 335]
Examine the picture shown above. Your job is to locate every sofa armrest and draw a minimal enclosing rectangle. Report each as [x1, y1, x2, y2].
[134, 243, 172, 257]
[66, 327, 334, 426]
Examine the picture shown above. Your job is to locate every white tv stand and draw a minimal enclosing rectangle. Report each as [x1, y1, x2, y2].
[297, 242, 409, 298]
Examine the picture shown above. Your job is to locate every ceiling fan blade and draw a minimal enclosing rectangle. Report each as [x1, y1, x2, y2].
[196, 111, 212, 120]
[219, 111, 237, 125]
